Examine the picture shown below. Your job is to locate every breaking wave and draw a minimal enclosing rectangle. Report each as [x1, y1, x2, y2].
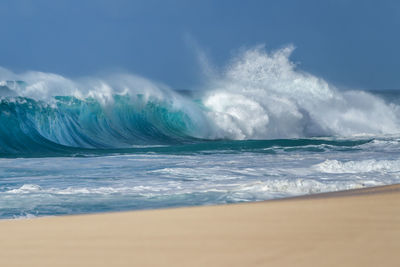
[1, 45, 400, 155]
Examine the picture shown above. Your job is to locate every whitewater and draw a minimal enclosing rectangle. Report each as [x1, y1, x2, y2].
[1, 46, 400, 219]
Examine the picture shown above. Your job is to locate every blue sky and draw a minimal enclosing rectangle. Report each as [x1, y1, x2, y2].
[0, 0, 399, 90]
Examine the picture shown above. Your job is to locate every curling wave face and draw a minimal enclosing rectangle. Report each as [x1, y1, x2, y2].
[0, 95, 207, 154]
[1, 46, 400, 155]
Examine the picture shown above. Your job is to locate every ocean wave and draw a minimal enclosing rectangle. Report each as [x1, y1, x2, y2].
[1, 46, 400, 155]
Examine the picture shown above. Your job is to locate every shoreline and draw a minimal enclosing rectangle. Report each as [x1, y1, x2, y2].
[282, 182, 400, 199]
[5, 183, 398, 222]
[1, 183, 399, 266]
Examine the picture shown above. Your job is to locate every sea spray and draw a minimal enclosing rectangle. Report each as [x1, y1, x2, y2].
[202, 45, 400, 139]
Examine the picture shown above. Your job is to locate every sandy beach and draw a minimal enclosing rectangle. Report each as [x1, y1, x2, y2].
[1, 184, 399, 267]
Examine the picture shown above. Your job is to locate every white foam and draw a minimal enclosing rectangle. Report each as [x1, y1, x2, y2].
[12, 214, 37, 220]
[314, 159, 400, 174]
[228, 178, 369, 201]
[6, 184, 42, 194]
[4, 184, 159, 195]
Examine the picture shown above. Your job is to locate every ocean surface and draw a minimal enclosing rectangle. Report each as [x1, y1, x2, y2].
[1, 47, 400, 219]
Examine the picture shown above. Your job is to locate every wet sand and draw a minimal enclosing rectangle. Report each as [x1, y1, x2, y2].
[1, 184, 399, 267]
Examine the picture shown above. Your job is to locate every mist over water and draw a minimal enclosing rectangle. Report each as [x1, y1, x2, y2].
[1, 45, 400, 219]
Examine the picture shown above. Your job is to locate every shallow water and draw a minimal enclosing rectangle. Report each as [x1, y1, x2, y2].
[1, 137, 400, 219]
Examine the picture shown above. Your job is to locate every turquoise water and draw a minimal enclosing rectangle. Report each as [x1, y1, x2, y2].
[1, 47, 400, 219]
[1, 91, 399, 219]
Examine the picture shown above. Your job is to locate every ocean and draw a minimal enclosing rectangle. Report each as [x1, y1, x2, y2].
[1, 46, 400, 219]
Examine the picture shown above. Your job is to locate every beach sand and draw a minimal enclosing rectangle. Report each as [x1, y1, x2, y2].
[1, 184, 399, 267]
